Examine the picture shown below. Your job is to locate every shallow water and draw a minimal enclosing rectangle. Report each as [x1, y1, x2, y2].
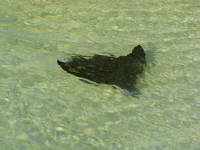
[0, 0, 200, 149]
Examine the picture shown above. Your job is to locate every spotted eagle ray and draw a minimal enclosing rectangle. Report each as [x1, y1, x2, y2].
[57, 45, 146, 91]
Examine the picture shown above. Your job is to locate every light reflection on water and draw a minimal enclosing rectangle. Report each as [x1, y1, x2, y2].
[0, 0, 199, 149]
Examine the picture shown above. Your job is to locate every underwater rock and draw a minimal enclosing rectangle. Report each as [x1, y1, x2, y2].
[57, 45, 146, 91]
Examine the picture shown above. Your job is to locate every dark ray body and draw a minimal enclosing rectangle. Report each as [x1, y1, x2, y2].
[57, 45, 146, 91]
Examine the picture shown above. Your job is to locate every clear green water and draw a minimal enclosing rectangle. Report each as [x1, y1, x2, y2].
[0, 0, 199, 149]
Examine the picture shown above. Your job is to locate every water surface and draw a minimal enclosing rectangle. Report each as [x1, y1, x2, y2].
[0, 0, 199, 149]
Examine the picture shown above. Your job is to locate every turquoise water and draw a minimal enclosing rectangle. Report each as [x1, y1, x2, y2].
[0, 0, 200, 149]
